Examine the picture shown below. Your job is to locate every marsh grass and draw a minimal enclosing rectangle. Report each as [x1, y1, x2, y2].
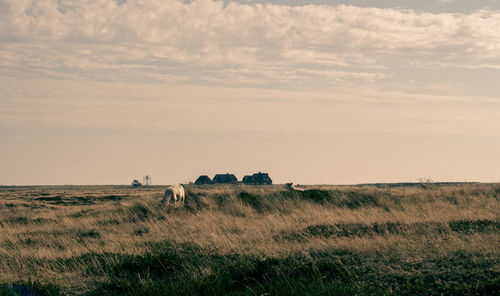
[0, 184, 498, 295]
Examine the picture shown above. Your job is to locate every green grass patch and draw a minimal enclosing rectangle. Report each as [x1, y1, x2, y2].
[83, 242, 499, 296]
[214, 194, 232, 208]
[277, 220, 499, 241]
[76, 229, 101, 239]
[449, 219, 500, 234]
[98, 218, 121, 226]
[128, 203, 153, 222]
[0, 280, 62, 296]
[0, 216, 56, 226]
[277, 221, 455, 241]
[299, 189, 384, 208]
[184, 192, 209, 214]
[132, 227, 150, 236]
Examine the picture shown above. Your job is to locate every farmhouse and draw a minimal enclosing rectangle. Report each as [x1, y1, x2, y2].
[195, 175, 213, 185]
[242, 172, 272, 185]
[212, 173, 238, 184]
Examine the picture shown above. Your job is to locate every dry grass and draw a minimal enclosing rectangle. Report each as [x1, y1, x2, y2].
[0, 183, 499, 295]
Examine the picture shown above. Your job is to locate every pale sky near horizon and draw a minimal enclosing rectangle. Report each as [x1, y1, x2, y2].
[1, 0, 500, 185]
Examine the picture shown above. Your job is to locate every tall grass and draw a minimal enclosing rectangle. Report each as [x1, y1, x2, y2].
[0, 184, 498, 295]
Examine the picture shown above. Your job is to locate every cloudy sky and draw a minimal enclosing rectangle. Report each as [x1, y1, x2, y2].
[1, 0, 499, 185]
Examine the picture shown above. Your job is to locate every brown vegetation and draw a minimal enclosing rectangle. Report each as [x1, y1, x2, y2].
[0, 183, 498, 295]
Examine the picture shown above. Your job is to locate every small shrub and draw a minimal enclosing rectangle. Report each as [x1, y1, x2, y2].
[305, 223, 374, 237]
[295, 222, 448, 239]
[7, 216, 29, 224]
[418, 177, 435, 190]
[314, 258, 356, 284]
[98, 218, 121, 226]
[445, 195, 459, 205]
[342, 191, 381, 209]
[131, 180, 142, 188]
[492, 185, 500, 198]
[184, 192, 209, 213]
[99, 195, 124, 201]
[300, 189, 332, 204]
[214, 194, 232, 208]
[26, 280, 63, 296]
[77, 229, 101, 239]
[237, 192, 276, 212]
[129, 203, 153, 222]
[0, 216, 56, 225]
[237, 192, 263, 210]
[19, 238, 39, 247]
[1, 216, 55, 225]
[275, 190, 302, 201]
[304, 224, 338, 237]
[71, 196, 96, 205]
[0, 286, 17, 296]
[449, 219, 500, 234]
[133, 227, 150, 236]
[36, 195, 64, 202]
[298, 189, 382, 208]
[273, 231, 308, 243]
[0, 281, 63, 296]
[68, 209, 91, 218]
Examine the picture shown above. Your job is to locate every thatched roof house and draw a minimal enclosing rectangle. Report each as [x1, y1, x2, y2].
[242, 175, 254, 184]
[195, 175, 213, 185]
[213, 173, 238, 184]
[242, 172, 272, 185]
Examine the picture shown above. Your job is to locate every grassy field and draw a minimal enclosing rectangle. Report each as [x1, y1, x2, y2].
[0, 183, 498, 295]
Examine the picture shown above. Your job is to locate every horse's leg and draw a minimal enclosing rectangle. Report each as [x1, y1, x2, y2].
[177, 193, 182, 206]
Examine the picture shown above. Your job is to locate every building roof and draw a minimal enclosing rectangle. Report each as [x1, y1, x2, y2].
[195, 175, 213, 185]
[242, 172, 272, 185]
[213, 173, 238, 183]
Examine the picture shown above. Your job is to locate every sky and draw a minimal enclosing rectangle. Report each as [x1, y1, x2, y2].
[1, 0, 500, 185]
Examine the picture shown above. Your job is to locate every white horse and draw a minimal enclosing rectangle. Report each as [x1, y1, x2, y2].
[285, 182, 305, 192]
[162, 184, 185, 204]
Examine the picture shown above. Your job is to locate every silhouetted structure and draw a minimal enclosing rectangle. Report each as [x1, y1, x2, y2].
[131, 179, 142, 187]
[242, 175, 253, 184]
[242, 172, 272, 185]
[195, 175, 213, 185]
[212, 173, 238, 184]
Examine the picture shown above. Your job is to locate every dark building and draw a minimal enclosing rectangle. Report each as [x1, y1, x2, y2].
[195, 175, 213, 185]
[212, 173, 238, 184]
[242, 172, 272, 185]
[242, 175, 254, 184]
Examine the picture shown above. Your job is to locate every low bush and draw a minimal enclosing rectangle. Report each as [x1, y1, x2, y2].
[0, 280, 62, 296]
[449, 219, 500, 234]
[128, 203, 153, 222]
[77, 229, 101, 239]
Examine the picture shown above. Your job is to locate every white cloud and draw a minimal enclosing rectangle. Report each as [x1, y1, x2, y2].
[0, 0, 499, 87]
